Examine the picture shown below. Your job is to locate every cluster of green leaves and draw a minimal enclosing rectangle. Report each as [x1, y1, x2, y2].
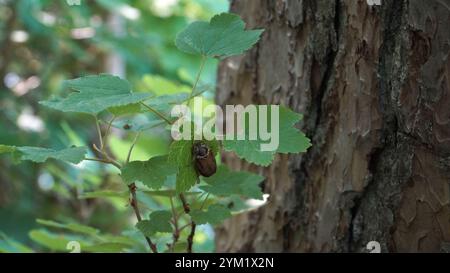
[0, 12, 310, 253]
[0, 0, 230, 253]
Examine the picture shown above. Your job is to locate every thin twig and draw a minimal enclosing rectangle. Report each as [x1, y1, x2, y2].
[91, 144, 122, 168]
[92, 143, 102, 154]
[84, 157, 121, 169]
[169, 196, 180, 252]
[140, 102, 173, 125]
[92, 144, 121, 167]
[179, 193, 190, 214]
[169, 196, 179, 226]
[178, 193, 196, 253]
[91, 116, 121, 168]
[126, 132, 141, 164]
[185, 191, 209, 253]
[128, 183, 158, 253]
[187, 221, 196, 253]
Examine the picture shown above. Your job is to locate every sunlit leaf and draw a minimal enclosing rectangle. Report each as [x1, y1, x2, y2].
[200, 165, 264, 200]
[167, 140, 197, 192]
[108, 103, 144, 116]
[83, 243, 130, 253]
[190, 204, 231, 225]
[29, 230, 74, 252]
[136, 211, 172, 236]
[0, 233, 33, 253]
[175, 13, 263, 58]
[40, 74, 151, 114]
[36, 219, 99, 236]
[222, 106, 311, 166]
[0, 145, 87, 164]
[121, 156, 177, 189]
[142, 74, 190, 96]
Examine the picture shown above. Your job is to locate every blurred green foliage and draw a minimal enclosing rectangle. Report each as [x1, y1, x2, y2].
[0, 0, 228, 252]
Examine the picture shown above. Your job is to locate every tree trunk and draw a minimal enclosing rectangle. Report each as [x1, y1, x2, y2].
[215, 0, 450, 253]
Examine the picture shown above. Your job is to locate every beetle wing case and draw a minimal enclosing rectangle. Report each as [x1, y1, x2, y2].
[193, 142, 217, 177]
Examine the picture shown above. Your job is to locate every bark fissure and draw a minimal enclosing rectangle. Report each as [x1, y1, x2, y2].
[347, 0, 407, 252]
[313, 0, 341, 132]
[216, 0, 450, 253]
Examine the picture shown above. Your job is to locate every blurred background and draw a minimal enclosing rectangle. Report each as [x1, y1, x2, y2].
[0, 0, 228, 252]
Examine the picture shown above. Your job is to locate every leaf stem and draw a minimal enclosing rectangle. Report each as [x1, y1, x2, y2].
[84, 157, 121, 169]
[91, 116, 122, 168]
[128, 183, 158, 253]
[102, 116, 116, 148]
[187, 55, 207, 106]
[94, 116, 104, 150]
[140, 102, 173, 125]
[126, 132, 141, 164]
[91, 144, 122, 169]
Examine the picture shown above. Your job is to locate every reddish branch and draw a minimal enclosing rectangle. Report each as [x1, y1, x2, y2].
[187, 222, 196, 253]
[179, 193, 190, 213]
[168, 196, 180, 252]
[129, 183, 158, 253]
[179, 193, 196, 253]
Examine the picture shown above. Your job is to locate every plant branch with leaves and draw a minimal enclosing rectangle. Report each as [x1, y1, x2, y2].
[0, 13, 311, 253]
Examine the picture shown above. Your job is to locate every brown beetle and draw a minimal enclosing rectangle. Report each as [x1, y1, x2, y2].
[192, 142, 217, 177]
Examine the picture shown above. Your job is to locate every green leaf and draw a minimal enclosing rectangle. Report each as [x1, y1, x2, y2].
[29, 229, 130, 253]
[221, 195, 253, 213]
[169, 242, 188, 253]
[277, 107, 312, 154]
[203, 139, 220, 157]
[121, 156, 177, 189]
[0, 233, 33, 253]
[83, 243, 130, 253]
[40, 74, 151, 114]
[147, 93, 190, 109]
[222, 106, 311, 166]
[18, 146, 87, 164]
[190, 204, 231, 225]
[135, 210, 172, 236]
[144, 85, 211, 117]
[142, 74, 190, 96]
[0, 145, 15, 154]
[167, 137, 220, 193]
[36, 219, 99, 236]
[175, 13, 263, 58]
[200, 165, 264, 200]
[108, 103, 144, 116]
[97, 235, 138, 247]
[167, 140, 198, 192]
[29, 230, 73, 251]
[0, 145, 87, 164]
[140, 85, 212, 124]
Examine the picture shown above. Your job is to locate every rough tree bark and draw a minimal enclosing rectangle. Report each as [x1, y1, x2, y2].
[215, 0, 450, 253]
